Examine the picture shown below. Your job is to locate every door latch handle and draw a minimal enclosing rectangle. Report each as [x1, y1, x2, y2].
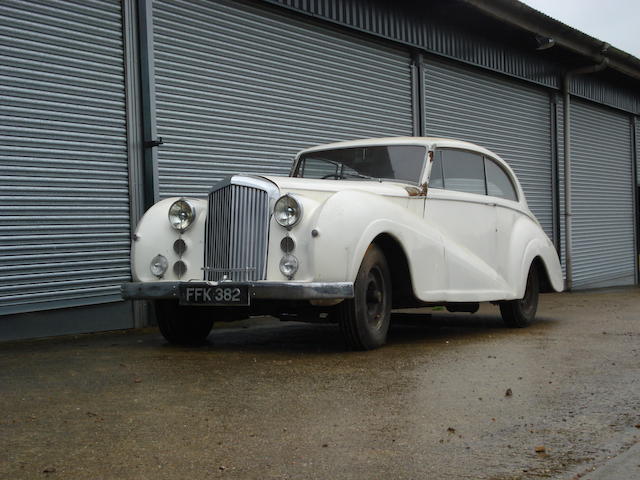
[144, 137, 164, 148]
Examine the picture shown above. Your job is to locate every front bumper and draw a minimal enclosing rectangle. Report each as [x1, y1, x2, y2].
[121, 281, 354, 301]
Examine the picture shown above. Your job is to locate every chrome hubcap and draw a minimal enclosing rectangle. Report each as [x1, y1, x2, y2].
[365, 267, 385, 330]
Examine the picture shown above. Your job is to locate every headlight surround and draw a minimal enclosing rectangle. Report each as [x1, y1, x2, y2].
[150, 254, 168, 277]
[168, 199, 196, 231]
[274, 194, 302, 228]
[279, 254, 299, 278]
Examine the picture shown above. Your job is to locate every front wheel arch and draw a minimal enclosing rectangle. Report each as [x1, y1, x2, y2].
[338, 244, 392, 350]
[371, 233, 416, 308]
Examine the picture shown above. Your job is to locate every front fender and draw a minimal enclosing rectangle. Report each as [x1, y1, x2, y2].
[309, 190, 448, 297]
[131, 197, 207, 282]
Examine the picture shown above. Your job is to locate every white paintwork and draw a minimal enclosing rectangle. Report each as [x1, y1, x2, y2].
[130, 137, 564, 302]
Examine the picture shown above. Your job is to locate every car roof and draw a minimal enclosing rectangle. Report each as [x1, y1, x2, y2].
[295, 136, 528, 207]
[296, 136, 500, 160]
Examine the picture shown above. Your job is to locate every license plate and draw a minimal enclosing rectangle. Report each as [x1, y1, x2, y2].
[179, 284, 250, 306]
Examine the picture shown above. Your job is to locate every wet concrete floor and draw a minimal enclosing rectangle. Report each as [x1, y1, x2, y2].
[1, 290, 639, 480]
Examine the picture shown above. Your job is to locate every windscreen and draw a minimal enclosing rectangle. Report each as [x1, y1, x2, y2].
[294, 145, 427, 184]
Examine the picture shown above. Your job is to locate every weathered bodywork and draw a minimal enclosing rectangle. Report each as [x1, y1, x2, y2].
[123, 137, 563, 349]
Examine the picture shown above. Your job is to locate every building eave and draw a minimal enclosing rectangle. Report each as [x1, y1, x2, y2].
[463, 0, 640, 82]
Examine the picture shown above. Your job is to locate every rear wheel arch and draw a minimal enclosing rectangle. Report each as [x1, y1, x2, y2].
[500, 262, 540, 328]
[531, 256, 554, 293]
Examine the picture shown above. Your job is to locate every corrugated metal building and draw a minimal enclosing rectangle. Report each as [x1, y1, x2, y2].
[1, 0, 639, 340]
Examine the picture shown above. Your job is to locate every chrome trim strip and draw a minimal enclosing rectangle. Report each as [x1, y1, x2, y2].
[210, 174, 280, 207]
[122, 282, 355, 300]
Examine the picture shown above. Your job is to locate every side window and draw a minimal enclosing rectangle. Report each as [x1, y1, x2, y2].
[484, 158, 518, 201]
[429, 151, 444, 188]
[441, 149, 486, 195]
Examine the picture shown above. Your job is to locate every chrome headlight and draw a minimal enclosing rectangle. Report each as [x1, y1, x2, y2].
[274, 195, 302, 228]
[168, 199, 196, 231]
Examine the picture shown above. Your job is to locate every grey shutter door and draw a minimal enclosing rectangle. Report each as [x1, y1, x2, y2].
[636, 117, 640, 185]
[570, 100, 635, 289]
[423, 58, 554, 239]
[0, 0, 131, 315]
[153, 0, 414, 198]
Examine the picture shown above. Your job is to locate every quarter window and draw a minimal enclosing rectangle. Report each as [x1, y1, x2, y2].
[484, 158, 518, 201]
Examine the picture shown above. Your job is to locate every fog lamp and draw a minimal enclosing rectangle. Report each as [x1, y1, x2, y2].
[279, 254, 299, 278]
[150, 254, 168, 277]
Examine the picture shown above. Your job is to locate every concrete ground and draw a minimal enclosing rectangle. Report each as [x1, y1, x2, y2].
[1, 290, 639, 480]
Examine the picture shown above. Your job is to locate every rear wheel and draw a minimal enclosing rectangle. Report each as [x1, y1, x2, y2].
[338, 245, 392, 350]
[499, 265, 539, 328]
[154, 300, 214, 345]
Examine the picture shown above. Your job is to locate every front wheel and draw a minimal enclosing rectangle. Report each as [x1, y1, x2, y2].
[154, 300, 214, 345]
[499, 265, 539, 328]
[337, 245, 392, 350]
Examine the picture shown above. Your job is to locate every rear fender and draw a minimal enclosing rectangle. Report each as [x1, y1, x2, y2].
[507, 217, 563, 297]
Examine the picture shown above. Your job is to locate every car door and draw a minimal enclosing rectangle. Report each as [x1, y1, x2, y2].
[484, 155, 522, 286]
[424, 148, 507, 298]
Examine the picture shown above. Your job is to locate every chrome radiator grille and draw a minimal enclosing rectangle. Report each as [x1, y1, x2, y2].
[204, 184, 270, 282]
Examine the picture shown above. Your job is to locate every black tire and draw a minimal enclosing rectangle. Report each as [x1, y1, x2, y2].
[154, 300, 214, 345]
[338, 245, 392, 350]
[499, 265, 539, 328]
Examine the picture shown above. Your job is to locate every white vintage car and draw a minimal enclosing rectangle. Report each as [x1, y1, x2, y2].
[123, 137, 563, 350]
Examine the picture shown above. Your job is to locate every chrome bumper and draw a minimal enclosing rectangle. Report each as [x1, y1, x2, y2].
[121, 281, 354, 301]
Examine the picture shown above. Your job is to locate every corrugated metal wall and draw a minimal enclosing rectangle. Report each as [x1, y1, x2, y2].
[152, 0, 414, 198]
[570, 100, 635, 288]
[423, 57, 554, 239]
[264, 0, 561, 89]
[571, 75, 640, 118]
[0, 0, 132, 315]
[264, 0, 640, 116]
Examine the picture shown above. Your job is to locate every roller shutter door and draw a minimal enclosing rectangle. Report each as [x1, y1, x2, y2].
[424, 58, 554, 239]
[153, 0, 414, 198]
[0, 0, 131, 315]
[636, 117, 640, 185]
[570, 100, 635, 289]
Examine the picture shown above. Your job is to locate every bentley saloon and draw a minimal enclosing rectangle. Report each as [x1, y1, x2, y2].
[122, 137, 563, 350]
